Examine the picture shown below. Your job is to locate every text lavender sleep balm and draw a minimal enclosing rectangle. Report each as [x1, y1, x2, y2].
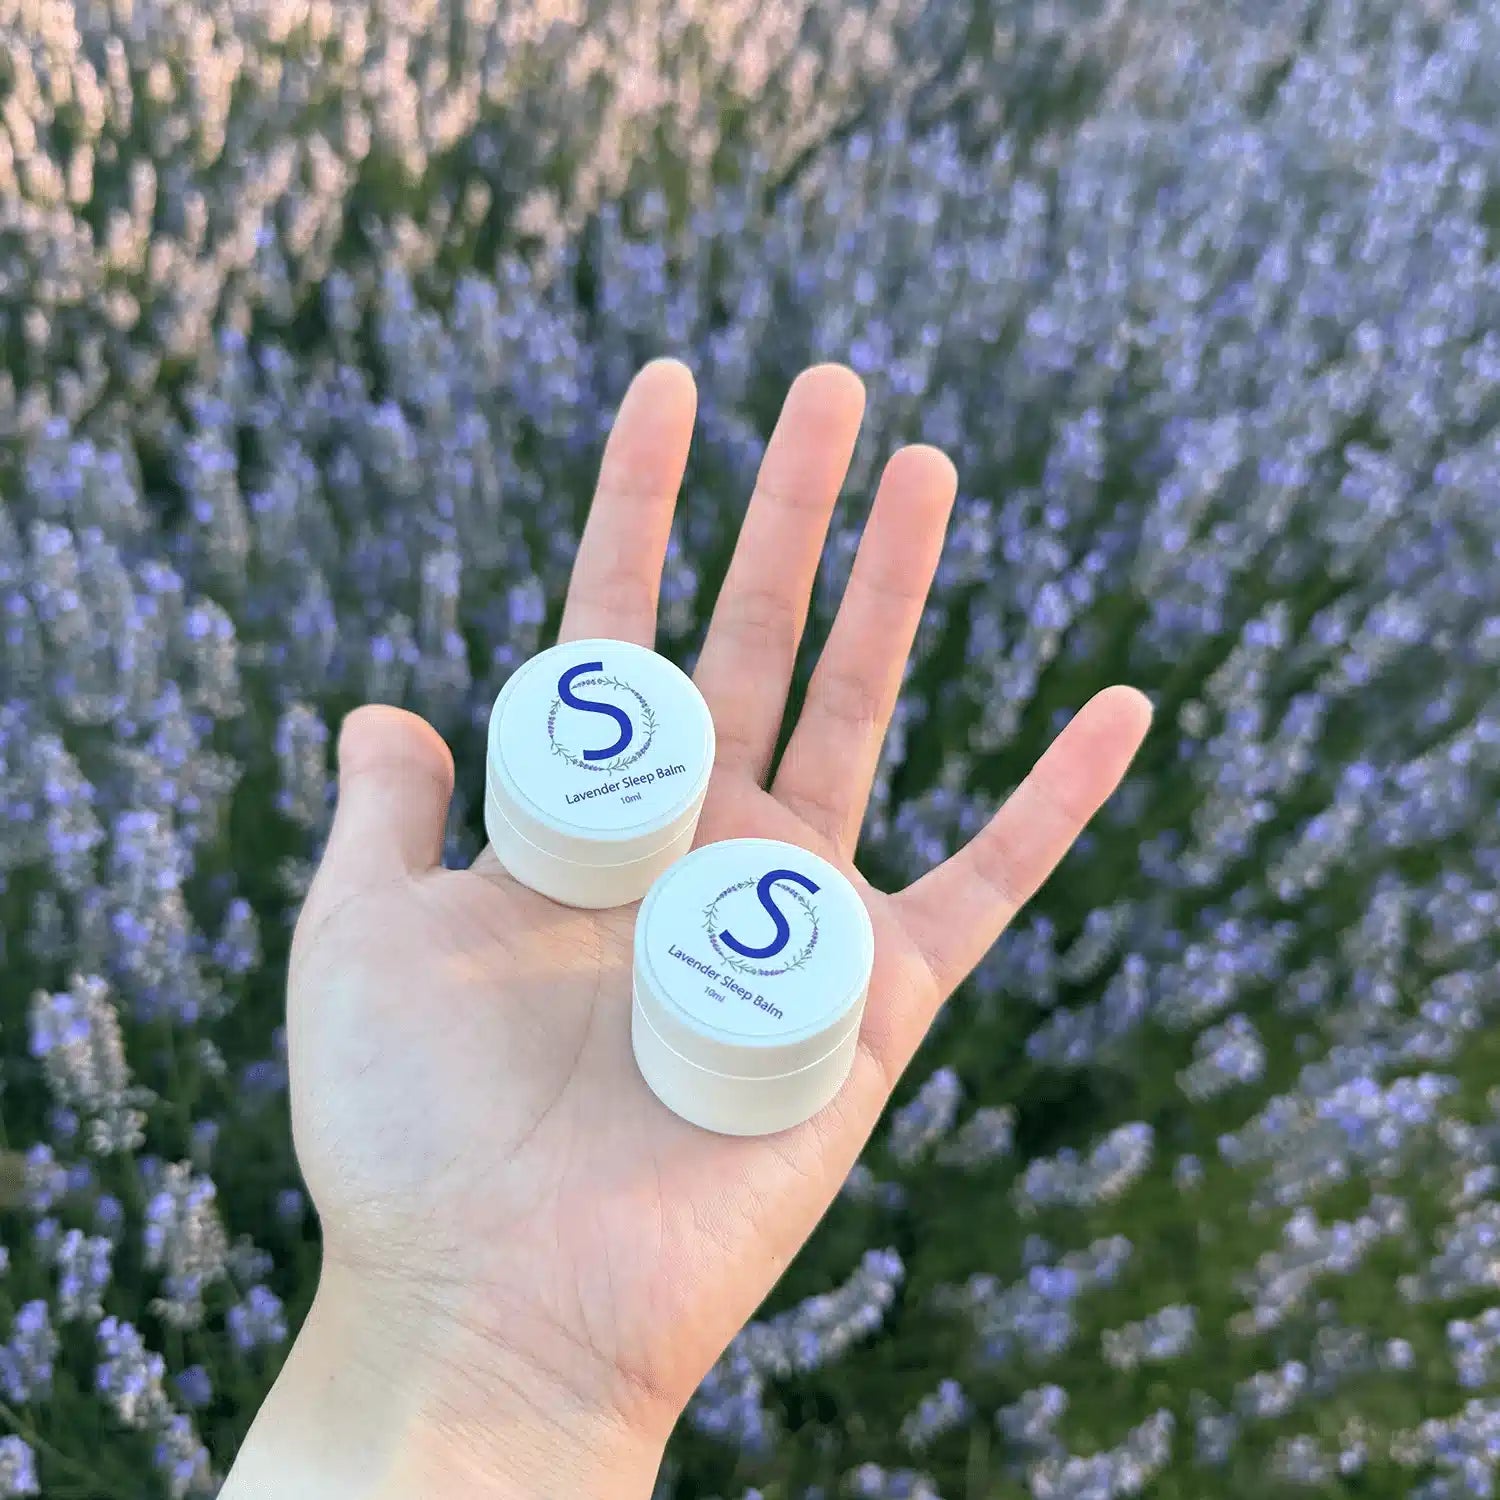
[632, 838, 876, 1136]
[484, 638, 714, 908]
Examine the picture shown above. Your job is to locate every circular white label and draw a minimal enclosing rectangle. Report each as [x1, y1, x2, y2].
[496, 640, 711, 834]
[640, 840, 873, 1041]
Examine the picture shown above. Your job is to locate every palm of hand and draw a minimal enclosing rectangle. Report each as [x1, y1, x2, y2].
[291, 760, 941, 1427]
[286, 361, 1151, 1443]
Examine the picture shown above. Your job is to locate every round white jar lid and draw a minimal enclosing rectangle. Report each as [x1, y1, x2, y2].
[486, 638, 715, 868]
[633, 838, 875, 1082]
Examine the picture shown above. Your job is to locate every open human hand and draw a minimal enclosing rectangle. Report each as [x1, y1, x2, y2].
[224, 360, 1152, 1499]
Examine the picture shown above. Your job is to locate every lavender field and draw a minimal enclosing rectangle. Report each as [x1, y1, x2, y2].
[2, 0, 1500, 1494]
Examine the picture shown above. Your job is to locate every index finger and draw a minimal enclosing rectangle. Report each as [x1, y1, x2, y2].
[557, 359, 698, 646]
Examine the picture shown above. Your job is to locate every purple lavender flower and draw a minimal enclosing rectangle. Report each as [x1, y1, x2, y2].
[0, 1437, 39, 1498]
[0, 1303, 57, 1404]
[227, 1285, 288, 1355]
[54, 1229, 113, 1323]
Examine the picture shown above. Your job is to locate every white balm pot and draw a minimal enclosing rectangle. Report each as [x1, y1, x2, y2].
[485, 638, 715, 909]
[631, 838, 876, 1136]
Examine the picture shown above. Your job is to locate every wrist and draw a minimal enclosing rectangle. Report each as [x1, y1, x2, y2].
[224, 1263, 668, 1500]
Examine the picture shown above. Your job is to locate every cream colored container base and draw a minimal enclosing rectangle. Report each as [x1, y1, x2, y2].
[484, 637, 714, 909]
[630, 838, 876, 1136]
[631, 993, 861, 1137]
[484, 784, 690, 909]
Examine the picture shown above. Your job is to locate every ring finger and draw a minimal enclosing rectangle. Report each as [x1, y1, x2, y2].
[772, 443, 956, 852]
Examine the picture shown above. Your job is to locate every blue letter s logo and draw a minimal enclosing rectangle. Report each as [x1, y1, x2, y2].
[719, 868, 821, 960]
[558, 661, 633, 761]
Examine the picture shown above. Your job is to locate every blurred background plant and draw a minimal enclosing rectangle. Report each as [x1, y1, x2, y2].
[1, 0, 1498, 1494]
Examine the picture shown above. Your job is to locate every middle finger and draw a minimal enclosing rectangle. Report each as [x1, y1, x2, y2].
[693, 364, 866, 784]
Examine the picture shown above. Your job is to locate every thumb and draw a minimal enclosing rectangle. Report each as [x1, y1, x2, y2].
[313, 704, 455, 905]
